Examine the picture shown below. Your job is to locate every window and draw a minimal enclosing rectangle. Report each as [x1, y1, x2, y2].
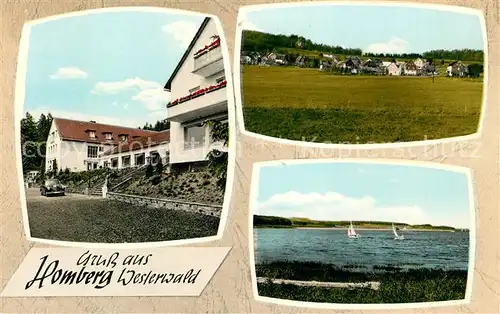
[184, 124, 206, 149]
[88, 131, 96, 138]
[216, 76, 225, 83]
[87, 145, 98, 158]
[189, 86, 200, 94]
[104, 133, 112, 140]
[99, 147, 104, 152]
[122, 155, 131, 167]
[120, 135, 128, 142]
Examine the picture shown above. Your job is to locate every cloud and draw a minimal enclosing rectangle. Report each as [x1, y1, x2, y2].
[132, 88, 170, 111]
[91, 77, 170, 115]
[49, 67, 88, 80]
[26, 107, 155, 129]
[241, 20, 262, 32]
[255, 190, 428, 225]
[238, 12, 263, 32]
[162, 20, 199, 49]
[364, 37, 410, 54]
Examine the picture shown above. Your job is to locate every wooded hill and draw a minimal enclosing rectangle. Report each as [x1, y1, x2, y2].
[242, 30, 484, 62]
[253, 215, 460, 231]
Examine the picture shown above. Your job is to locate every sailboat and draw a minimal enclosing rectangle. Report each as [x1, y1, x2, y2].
[347, 221, 359, 239]
[392, 223, 404, 240]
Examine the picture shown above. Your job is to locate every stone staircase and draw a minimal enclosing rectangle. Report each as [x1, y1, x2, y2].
[109, 164, 149, 192]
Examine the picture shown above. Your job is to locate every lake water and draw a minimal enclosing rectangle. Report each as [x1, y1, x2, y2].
[254, 228, 470, 271]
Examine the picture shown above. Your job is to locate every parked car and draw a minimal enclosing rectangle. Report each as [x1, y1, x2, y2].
[40, 179, 66, 196]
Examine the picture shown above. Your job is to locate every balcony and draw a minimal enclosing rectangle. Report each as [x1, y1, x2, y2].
[192, 45, 224, 78]
[167, 81, 228, 123]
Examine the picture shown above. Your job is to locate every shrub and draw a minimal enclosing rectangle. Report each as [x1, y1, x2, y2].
[145, 164, 154, 178]
[155, 157, 164, 175]
[149, 174, 162, 185]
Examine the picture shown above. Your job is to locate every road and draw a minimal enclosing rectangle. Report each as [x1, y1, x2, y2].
[25, 188, 220, 243]
[25, 187, 100, 202]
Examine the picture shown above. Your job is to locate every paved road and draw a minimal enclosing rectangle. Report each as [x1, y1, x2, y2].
[25, 188, 219, 243]
[25, 188, 101, 202]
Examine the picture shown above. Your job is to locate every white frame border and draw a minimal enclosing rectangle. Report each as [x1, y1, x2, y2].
[248, 158, 476, 310]
[233, 1, 489, 149]
[15, 6, 237, 249]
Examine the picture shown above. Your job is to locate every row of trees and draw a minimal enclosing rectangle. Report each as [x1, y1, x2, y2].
[242, 30, 363, 56]
[140, 118, 170, 131]
[242, 30, 484, 62]
[21, 112, 53, 174]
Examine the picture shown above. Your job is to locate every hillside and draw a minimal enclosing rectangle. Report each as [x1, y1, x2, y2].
[253, 215, 460, 231]
[241, 30, 484, 62]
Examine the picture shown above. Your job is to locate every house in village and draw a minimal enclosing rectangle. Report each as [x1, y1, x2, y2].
[274, 53, 287, 65]
[344, 56, 362, 74]
[362, 58, 385, 75]
[387, 60, 402, 76]
[414, 58, 425, 69]
[240, 55, 252, 64]
[447, 61, 468, 77]
[295, 55, 309, 67]
[403, 60, 419, 76]
[319, 60, 334, 72]
[164, 17, 228, 169]
[44, 118, 168, 172]
[421, 61, 438, 76]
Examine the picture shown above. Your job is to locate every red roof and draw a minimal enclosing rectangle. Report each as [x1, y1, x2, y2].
[102, 130, 170, 156]
[53, 117, 163, 145]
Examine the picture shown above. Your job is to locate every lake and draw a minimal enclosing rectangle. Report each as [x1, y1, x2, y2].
[254, 228, 470, 271]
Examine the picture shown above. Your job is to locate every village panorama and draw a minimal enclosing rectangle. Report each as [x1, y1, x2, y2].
[240, 30, 485, 144]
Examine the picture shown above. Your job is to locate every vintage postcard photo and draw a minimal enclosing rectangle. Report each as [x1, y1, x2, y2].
[16, 8, 234, 246]
[249, 160, 474, 308]
[236, 3, 487, 145]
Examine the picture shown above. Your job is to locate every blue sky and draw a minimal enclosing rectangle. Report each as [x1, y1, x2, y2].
[242, 4, 484, 54]
[23, 10, 205, 127]
[255, 162, 471, 228]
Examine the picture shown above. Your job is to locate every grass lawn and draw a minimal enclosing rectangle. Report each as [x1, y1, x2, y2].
[27, 196, 220, 243]
[242, 65, 483, 143]
[256, 261, 468, 304]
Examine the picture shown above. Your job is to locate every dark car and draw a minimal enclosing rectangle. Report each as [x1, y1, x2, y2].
[40, 179, 66, 196]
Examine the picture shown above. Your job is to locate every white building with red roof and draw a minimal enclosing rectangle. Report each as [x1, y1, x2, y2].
[164, 17, 229, 167]
[45, 117, 169, 172]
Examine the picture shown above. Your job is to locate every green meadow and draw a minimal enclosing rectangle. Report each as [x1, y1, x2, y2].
[242, 65, 484, 143]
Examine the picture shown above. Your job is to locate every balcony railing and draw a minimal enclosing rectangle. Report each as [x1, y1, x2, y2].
[193, 46, 224, 77]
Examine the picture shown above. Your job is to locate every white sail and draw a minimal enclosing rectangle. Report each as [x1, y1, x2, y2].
[392, 223, 399, 237]
[392, 223, 404, 240]
[348, 221, 358, 238]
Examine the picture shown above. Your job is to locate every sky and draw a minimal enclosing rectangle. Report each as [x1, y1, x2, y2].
[241, 4, 484, 54]
[23, 10, 205, 127]
[255, 162, 472, 229]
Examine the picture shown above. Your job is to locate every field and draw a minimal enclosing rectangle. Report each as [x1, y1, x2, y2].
[242, 65, 484, 143]
[256, 261, 468, 304]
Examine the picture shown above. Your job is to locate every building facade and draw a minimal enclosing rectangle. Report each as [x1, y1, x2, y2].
[164, 17, 229, 167]
[45, 118, 168, 172]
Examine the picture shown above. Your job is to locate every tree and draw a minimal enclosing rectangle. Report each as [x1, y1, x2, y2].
[145, 163, 154, 178]
[155, 156, 164, 175]
[204, 120, 229, 189]
[467, 63, 483, 78]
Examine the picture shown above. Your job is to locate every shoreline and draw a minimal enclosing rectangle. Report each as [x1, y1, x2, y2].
[255, 226, 461, 232]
